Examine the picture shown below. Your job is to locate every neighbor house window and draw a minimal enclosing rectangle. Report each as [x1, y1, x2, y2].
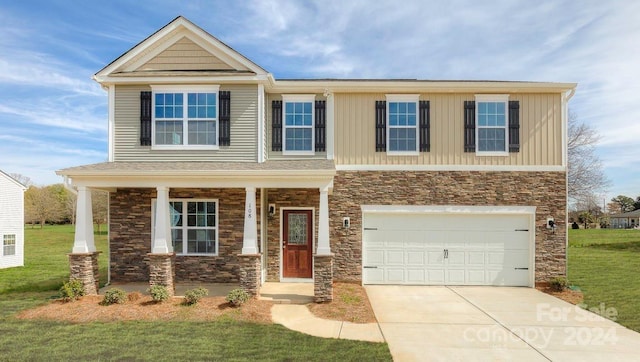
[153, 199, 218, 255]
[152, 86, 219, 148]
[387, 95, 419, 155]
[282, 95, 315, 155]
[476, 95, 508, 155]
[3, 234, 16, 256]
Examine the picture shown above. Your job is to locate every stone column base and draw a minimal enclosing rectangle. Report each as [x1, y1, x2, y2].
[238, 254, 261, 297]
[314, 254, 334, 303]
[68, 252, 101, 295]
[148, 253, 176, 296]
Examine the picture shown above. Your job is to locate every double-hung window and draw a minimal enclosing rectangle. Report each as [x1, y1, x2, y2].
[153, 199, 218, 255]
[3, 234, 16, 256]
[387, 95, 419, 155]
[152, 86, 219, 149]
[475, 95, 508, 155]
[282, 95, 315, 155]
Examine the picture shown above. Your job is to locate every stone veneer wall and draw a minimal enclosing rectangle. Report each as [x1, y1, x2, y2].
[110, 188, 261, 283]
[329, 171, 567, 284]
[265, 189, 319, 281]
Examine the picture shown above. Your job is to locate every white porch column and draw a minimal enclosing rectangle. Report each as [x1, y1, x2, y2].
[152, 186, 172, 254]
[242, 187, 259, 254]
[316, 187, 331, 255]
[72, 186, 96, 253]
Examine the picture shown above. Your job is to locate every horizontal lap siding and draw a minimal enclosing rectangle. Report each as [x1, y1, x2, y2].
[0, 175, 24, 268]
[114, 84, 258, 162]
[140, 38, 237, 71]
[334, 93, 562, 166]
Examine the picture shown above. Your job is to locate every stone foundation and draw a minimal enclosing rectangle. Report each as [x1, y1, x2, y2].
[148, 253, 175, 296]
[238, 254, 261, 297]
[68, 252, 100, 295]
[314, 254, 333, 303]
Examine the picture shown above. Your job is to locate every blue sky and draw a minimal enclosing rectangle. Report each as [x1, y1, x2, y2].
[0, 0, 638, 204]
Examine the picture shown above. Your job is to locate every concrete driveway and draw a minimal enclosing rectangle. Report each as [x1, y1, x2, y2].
[365, 286, 640, 361]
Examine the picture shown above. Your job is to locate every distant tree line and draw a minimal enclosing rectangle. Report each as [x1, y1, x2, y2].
[14, 174, 108, 232]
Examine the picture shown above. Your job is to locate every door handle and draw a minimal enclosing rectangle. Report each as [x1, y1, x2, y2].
[444, 249, 449, 259]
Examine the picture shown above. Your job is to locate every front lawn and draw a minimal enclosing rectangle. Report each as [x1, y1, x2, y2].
[0, 225, 391, 361]
[568, 228, 640, 332]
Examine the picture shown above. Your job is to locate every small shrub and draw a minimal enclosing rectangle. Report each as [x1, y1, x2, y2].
[183, 287, 209, 306]
[127, 291, 143, 302]
[226, 288, 250, 307]
[148, 285, 170, 303]
[101, 288, 127, 305]
[549, 276, 569, 292]
[59, 279, 85, 302]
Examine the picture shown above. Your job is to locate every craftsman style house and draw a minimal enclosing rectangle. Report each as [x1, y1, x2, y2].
[58, 16, 575, 300]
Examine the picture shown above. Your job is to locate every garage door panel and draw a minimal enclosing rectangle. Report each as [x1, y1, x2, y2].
[363, 212, 532, 287]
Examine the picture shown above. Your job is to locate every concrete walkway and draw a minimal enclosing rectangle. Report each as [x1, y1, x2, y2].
[366, 285, 640, 362]
[271, 304, 385, 342]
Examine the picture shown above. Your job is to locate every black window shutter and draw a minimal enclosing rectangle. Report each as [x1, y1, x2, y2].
[508, 101, 520, 152]
[375, 101, 386, 152]
[219, 91, 231, 146]
[140, 91, 152, 146]
[464, 101, 476, 152]
[272, 100, 282, 151]
[315, 100, 326, 152]
[419, 100, 430, 152]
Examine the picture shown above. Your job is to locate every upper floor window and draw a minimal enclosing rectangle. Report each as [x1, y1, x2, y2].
[3, 234, 16, 256]
[282, 95, 315, 155]
[475, 95, 508, 155]
[152, 85, 220, 149]
[387, 95, 419, 155]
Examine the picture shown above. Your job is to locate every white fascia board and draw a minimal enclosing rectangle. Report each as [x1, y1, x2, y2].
[361, 204, 537, 215]
[94, 74, 270, 85]
[336, 164, 566, 172]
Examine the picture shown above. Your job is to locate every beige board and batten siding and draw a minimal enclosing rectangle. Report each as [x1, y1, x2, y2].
[113, 84, 258, 162]
[333, 93, 562, 166]
[265, 93, 327, 159]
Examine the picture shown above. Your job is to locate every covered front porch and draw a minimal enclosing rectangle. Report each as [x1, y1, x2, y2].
[56, 160, 336, 302]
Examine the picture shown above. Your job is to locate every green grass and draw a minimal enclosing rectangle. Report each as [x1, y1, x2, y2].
[0, 225, 108, 294]
[568, 228, 640, 332]
[0, 225, 391, 361]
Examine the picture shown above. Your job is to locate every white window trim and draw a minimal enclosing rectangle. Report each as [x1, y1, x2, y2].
[282, 94, 315, 156]
[3, 234, 16, 256]
[152, 198, 219, 256]
[386, 94, 419, 156]
[151, 85, 221, 150]
[475, 94, 509, 156]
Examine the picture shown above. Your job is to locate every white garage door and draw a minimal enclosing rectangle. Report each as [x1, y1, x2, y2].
[363, 211, 533, 286]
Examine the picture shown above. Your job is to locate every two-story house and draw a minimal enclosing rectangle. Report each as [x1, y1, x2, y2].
[58, 16, 575, 301]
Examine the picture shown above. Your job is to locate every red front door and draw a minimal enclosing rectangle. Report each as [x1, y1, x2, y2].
[283, 210, 313, 278]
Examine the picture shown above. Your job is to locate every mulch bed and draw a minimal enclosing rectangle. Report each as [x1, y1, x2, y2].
[538, 287, 584, 305]
[307, 282, 377, 323]
[17, 295, 273, 324]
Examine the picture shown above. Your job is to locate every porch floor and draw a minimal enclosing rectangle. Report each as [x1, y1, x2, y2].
[99, 282, 314, 303]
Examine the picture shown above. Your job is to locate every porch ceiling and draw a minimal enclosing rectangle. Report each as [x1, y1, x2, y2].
[56, 160, 336, 190]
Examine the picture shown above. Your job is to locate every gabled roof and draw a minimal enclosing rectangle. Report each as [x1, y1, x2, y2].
[0, 170, 28, 190]
[94, 16, 268, 84]
[610, 209, 640, 218]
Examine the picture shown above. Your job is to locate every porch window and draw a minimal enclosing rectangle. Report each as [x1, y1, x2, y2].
[153, 199, 218, 255]
[3, 234, 16, 256]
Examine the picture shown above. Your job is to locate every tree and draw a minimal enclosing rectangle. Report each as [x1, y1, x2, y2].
[568, 112, 610, 203]
[92, 190, 109, 233]
[24, 186, 61, 228]
[9, 173, 33, 187]
[610, 195, 636, 213]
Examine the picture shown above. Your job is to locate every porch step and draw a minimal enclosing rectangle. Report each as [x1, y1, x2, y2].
[259, 282, 314, 304]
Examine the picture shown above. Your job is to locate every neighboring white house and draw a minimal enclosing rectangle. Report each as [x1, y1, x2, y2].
[0, 170, 27, 268]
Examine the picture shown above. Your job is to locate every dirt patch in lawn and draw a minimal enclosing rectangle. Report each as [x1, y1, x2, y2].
[538, 287, 584, 305]
[16, 295, 273, 324]
[307, 283, 376, 323]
